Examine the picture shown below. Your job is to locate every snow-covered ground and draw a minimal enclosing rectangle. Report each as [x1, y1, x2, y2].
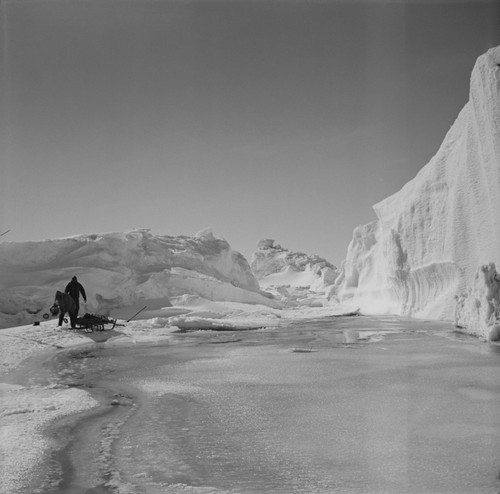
[0, 225, 357, 492]
[0, 298, 356, 494]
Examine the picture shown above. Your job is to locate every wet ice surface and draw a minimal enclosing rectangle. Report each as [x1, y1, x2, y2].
[55, 316, 500, 494]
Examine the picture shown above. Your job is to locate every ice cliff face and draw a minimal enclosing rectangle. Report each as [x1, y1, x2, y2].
[337, 46, 500, 339]
[251, 239, 339, 307]
[0, 229, 277, 328]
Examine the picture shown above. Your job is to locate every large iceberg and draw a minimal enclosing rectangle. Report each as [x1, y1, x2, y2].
[337, 46, 500, 340]
[0, 229, 279, 328]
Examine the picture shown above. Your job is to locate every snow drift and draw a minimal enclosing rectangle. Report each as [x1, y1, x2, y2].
[0, 229, 279, 328]
[251, 239, 339, 307]
[337, 46, 500, 339]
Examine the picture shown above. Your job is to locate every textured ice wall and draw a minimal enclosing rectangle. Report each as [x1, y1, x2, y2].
[337, 47, 500, 338]
[455, 263, 500, 340]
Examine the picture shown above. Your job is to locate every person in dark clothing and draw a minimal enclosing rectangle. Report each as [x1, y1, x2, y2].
[65, 276, 87, 327]
[54, 291, 76, 328]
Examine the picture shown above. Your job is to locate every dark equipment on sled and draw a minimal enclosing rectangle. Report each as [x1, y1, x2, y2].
[75, 313, 117, 332]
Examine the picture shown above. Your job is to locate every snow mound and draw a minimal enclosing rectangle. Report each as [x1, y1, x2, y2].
[337, 46, 500, 339]
[0, 229, 279, 328]
[251, 239, 339, 308]
[0, 383, 98, 494]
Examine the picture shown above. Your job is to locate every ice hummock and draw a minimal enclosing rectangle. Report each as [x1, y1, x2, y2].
[0, 229, 280, 329]
[251, 239, 340, 308]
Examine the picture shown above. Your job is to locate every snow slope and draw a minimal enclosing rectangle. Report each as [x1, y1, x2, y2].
[0, 229, 280, 328]
[337, 46, 500, 339]
[251, 239, 339, 307]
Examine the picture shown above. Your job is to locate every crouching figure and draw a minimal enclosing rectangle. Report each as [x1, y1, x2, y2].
[54, 290, 77, 328]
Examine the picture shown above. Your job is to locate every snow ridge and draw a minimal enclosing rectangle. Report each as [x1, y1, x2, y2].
[0, 229, 277, 328]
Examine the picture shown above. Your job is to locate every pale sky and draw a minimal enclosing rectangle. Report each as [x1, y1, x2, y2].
[1, 0, 499, 265]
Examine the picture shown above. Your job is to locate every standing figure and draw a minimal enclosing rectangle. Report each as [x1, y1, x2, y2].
[65, 276, 87, 327]
[54, 291, 77, 328]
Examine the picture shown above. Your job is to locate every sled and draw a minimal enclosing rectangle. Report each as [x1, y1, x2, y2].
[75, 313, 117, 332]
